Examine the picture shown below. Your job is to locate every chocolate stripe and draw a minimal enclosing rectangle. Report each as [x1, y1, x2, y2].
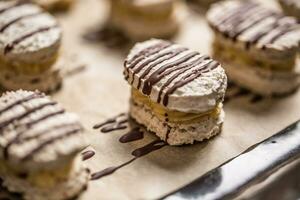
[4, 25, 58, 54]
[0, 101, 57, 131]
[21, 126, 83, 161]
[0, 11, 42, 33]
[0, 93, 44, 115]
[141, 51, 200, 95]
[0, 1, 23, 14]
[137, 48, 191, 89]
[162, 61, 219, 106]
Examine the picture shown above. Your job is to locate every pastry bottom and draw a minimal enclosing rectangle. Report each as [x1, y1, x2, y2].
[0, 67, 62, 93]
[217, 57, 300, 96]
[0, 156, 89, 200]
[130, 99, 224, 146]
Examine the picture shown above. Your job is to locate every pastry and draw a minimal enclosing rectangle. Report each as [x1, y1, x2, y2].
[0, 1, 63, 93]
[207, 0, 300, 96]
[108, 0, 181, 41]
[0, 90, 89, 200]
[278, 0, 300, 20]
[123, 39, 227, 145]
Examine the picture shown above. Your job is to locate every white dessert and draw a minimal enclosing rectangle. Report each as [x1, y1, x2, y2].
[0, 90, 89, 200]
[207, 0, 300, 96]
[109, 0, 181, 40]
[0, 1, 63, 92]
[124, 39, 227, 145]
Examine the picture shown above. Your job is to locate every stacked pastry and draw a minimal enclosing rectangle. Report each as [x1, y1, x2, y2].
[278, 0, 300, 20]
[109, 0, 181, 40]
[207, 0, 300, 96]
[0, 90, 89, 200]
[124, 39, 227, 145]
[0, 1, 63, 93]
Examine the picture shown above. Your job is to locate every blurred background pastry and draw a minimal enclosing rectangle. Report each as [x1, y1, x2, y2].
[0, 1, 63, 93]
[0, 90, 89, 200]
[207, 0, 300, 96]
[108, 0, 181, 41]
[124, 39, 227, 145]
[278, 0, 300, 20]
[32, 0, 74, 12]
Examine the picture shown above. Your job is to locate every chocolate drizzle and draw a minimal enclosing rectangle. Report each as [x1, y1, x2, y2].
[82, 150, 96, 161]
[4, 25, 58, 54]
[119, 127, 144, 143]
[90, 158, 136, 181]
[124, 40, 221, 106]
[0, 11, 42, 33]
[93, 113, 128, 133]
[209, 1, 300, 48]
[132, 140, 167, 157]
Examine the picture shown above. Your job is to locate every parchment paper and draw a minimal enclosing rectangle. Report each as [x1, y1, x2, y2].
[50, 0, 300, 199]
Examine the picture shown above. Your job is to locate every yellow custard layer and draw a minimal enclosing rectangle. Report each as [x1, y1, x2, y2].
[132, 88, 221, 124]
[0, 159, 73, 188]
[213, 39, 295, 71]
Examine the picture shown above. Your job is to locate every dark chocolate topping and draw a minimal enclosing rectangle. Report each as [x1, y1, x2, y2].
[82, 150, 96, 161]
[125, 40, 221, 106]
[208, 1, 300, 48]
[119, 127, 144, 143]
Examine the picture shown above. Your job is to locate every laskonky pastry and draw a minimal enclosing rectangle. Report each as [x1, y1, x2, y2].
[0, 1, 63, 93]
[109, 0, 180, 41]
[124, 39, 227, 145]
[0, 90, 89, 200]
[207, 0, 300, 96]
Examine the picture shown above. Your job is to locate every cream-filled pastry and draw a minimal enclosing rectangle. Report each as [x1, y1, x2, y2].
[0, 1, 63, 93]
[124, 39, 227, 145]
[278, 0, 300, 20]
[0, 90, 89, 200]
[207, 0, 300, 96]
[108, 0, 181, 41]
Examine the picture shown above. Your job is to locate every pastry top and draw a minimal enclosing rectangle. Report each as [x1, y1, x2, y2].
[279, 0, 300, 8]
[0, 90, 87, 171]
[0, 1, 61, 66]
[207, 0, 300, 52]
[124, 39, 227, 113]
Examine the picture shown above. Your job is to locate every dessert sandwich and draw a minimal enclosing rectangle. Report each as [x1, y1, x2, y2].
[278, 0, 300, 20]
[124, 39, 227, 145]
[0, 90, 89, 200]
[0, 1, 63, 93]
[207, 0, 300, 96]
[109, 0, 181, 41]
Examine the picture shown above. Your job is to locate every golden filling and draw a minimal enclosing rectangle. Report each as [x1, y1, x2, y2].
[213, 39, 296, 71]
[111, 0, 174, 21]
[0, 53, 59, 75]
[131, 88, 221, 124]
[0, 159, 73, 188]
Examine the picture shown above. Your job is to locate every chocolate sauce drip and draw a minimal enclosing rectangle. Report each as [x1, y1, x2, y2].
[82, 150, 95, 161]
[141, 51, 200, 95]
[0, 12, 42, 33]
[162, 61, 219, 106]
[0, 101, 57, 131]
[90, 158, 136, 181]
[119, 127, 144, 143]
[93, 113, 128, 133]
[132, 140, 167, 157]
[4, 25, 58, 54]
[21, 126, 83, 161]
[0, 93, 43, 115]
